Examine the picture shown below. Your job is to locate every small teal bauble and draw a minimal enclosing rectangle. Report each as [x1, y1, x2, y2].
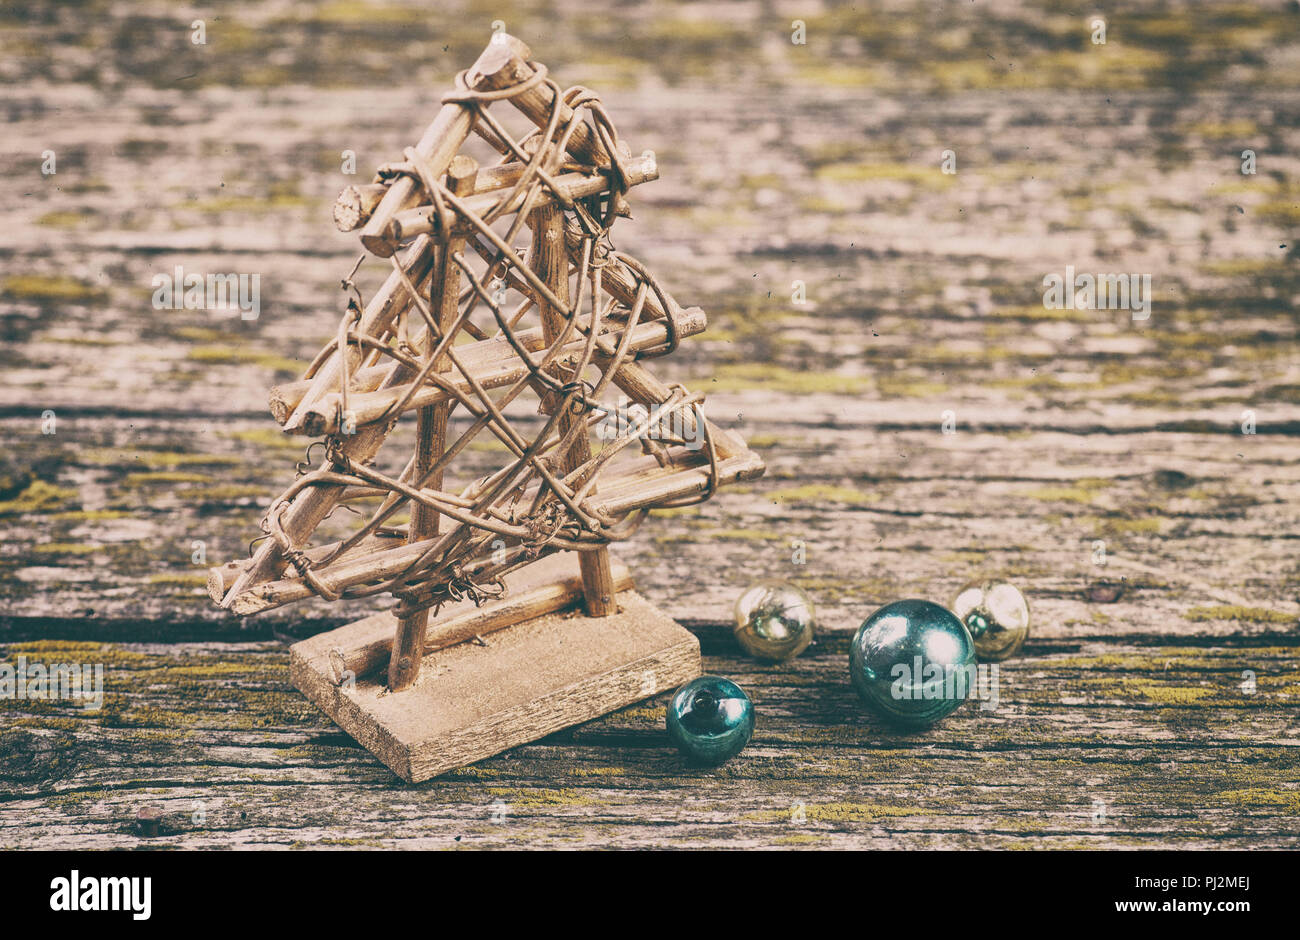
[733, 581, 815, 661]
[666, 675, 754, 765]
[849, 599, 976, 727]
[952, 580, 1030, 661]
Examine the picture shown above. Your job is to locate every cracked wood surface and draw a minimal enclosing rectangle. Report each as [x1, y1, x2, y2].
[1, 0, 1298, 847]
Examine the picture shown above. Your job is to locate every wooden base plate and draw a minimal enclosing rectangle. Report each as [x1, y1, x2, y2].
[289, 560, 700, 782]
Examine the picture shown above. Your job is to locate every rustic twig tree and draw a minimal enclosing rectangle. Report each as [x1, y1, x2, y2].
[208, 33, 763, 781]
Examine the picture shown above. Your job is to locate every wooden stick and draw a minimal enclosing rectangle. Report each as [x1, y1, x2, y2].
[529, 203, 617, 617]
[388, 155, 478, 693]
[333, 184, 388, 232]
[207, 532, 405, 602]
[228, 540, 456, 615]
[270, 364, 391, 424]
[333, 159, 589, 233]
[559, 216, 749, 462]
[341, 559, 636, 680]
[494, 47, 612, 168]
[359, 34, 535, 258]
[595, 450, 765, 515]
[223, 451, 764, 615]
[295, 308, 706, 436]
[281, 235, 438, 434]
[389, 154, 658, 243]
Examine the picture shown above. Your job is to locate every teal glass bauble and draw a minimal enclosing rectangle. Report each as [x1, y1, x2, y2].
[666, 675, 754, 765]
[849, 599, 976, 727]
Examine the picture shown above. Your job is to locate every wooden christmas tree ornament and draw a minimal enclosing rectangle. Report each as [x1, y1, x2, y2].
[209, 33, 764, 782]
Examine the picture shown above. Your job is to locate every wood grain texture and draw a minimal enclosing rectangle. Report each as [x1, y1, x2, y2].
[0, 635, 1295, 848]
[293, 588, 700, 782]
[323, 553, 638, 680]
[2, 0, 1300, 847]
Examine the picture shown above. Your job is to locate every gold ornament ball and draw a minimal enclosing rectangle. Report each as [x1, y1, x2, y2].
[951, 580, 1030, 661]
[732, 581, 815, 661]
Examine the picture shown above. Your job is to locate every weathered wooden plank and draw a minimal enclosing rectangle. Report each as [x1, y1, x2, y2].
[3, 0, 1300, 849]
[0, 638, 1295, 848]
[3, 416, 1296, 643]
[293, 589, 700, 782]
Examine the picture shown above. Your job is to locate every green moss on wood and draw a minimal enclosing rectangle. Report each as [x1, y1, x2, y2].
[123, 471, 214, 486]
[188, 346, 304, 374]
[744, 802, 927, 824]
[776, 832, 827, 844]
[0, 481, 77, 516]
[1214, 788, 1300, 815]
[147, 573, 208, 587]
[1022, 478, 1112, 504]
[709, 363, 872, 396]
[485, 788, 597, 809]
[82, 448, 243, 469]
[1183, 606, 1296, 624]
[767, 484, 880, 506]
[705, 528, 784, 541]
[31, 542, 101, 556]
[174, 484, 274, 502]
[49, 509, 129, 522]
[1, 274, 108, 304]
[224, 428, 304, 449]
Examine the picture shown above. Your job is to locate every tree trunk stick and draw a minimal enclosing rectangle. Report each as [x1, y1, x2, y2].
[530, 203, 617, 617]
[345, 561, 636, 680]
[494, 52, 611, 167]
[388, 155, 478, 692]
[207, 532, 405, 602]
[333, 184, 389, 232]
